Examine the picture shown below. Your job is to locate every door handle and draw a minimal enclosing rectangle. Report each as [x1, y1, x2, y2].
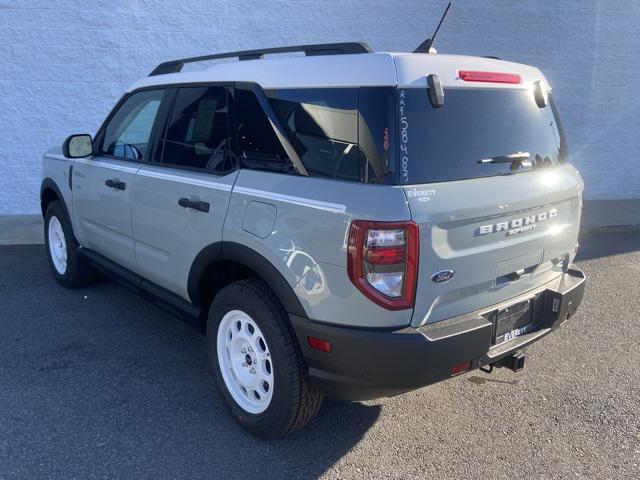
[178, 197, 210, 213]
[105, 178, 126, 191]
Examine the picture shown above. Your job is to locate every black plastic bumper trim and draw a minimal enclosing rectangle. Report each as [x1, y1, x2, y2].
[290, 266, 586, 401]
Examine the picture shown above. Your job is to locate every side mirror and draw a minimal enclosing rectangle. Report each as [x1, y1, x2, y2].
[62, 134, 93, 158]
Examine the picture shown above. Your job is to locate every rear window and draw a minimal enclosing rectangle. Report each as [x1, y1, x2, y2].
[398, 87, 567, 184]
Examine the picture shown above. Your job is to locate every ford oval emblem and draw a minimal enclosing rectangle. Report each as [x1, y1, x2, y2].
[431, 270, 455, 283]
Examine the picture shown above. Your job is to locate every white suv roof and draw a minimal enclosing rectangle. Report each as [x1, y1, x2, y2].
[130, 43, 548, 92]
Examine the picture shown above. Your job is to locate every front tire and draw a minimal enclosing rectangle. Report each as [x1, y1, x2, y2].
[207, 278, 323, 438]
[44, 201, 95, 288]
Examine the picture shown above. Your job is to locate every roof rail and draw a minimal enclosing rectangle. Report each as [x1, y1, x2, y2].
[148, 42, 374, 77]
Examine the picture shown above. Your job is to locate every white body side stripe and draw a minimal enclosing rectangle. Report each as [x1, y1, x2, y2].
[136, 169, 233, 191]
[74, 158, 140, 174]
[233, 186, 346, 214]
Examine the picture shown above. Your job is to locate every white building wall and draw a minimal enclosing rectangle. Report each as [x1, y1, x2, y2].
[0, 0, 638, 215]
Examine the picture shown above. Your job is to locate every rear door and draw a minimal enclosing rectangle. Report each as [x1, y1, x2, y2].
[72, 89, 167, 271]
[398, 86, 583, 327]
[131, 84, 237, 299]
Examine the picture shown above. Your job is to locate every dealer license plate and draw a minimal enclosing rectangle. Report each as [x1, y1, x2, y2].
[495, 299, 533, 344]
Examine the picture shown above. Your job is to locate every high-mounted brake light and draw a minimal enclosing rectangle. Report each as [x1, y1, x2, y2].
[347, 220, 419, 310]
[458, 70, 521, 84]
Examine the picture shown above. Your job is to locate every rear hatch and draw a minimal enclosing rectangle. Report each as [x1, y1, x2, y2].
[396, 69, 583, 327]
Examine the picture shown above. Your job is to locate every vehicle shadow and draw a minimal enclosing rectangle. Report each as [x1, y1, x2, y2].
[0, 245, 380, 480]
[466, 375, 519, 386]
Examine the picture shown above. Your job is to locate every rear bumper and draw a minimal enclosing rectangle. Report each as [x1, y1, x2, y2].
[290, 266, 586, 401]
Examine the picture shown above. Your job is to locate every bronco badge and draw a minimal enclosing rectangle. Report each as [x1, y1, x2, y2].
[477, 208, 558, 237]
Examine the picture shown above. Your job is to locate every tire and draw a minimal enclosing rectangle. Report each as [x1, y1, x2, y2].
[207, 278, 323, 438]
[44, 201, 95, 288]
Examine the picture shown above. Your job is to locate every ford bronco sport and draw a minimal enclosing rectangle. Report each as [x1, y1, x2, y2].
[41, 41, 586, 438]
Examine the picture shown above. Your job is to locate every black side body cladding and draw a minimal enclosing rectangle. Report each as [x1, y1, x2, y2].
[187, 242, 307, 318]
[186, 242, 223, 304]
[149, 42, 373, 76]
[78, 242, 308, 332]
[223, 243, 307, 317]
[78, 248, 205, 331]
[40, 178, 70, 219]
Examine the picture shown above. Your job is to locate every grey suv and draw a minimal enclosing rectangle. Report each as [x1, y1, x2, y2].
[41, 42, 586, 438]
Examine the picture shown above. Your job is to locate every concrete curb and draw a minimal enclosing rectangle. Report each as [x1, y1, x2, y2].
[0, 215, 44, 246]
[1, 199, 639, 246]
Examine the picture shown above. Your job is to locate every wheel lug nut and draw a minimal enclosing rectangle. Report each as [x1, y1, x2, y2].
[242, 362, 247, 367]
[250, 367, 256, 374]
[248, 347, 253, 352]
[241, 347, 247, 354]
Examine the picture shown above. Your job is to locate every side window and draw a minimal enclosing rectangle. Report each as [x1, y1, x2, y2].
[266, 88, 360, 181]
[161, 86, 232, 173]
[99, 90, 165, 161]
[235, 86, 294, 174]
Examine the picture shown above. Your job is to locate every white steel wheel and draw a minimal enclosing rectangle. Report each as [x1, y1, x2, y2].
[217, 310, 274, 414]
[48, 215, 68, 275]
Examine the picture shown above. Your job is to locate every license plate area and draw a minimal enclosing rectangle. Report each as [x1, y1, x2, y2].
[494, 299, 533, 344]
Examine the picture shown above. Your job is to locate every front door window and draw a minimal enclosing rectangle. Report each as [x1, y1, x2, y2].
[99, 90, 165, 161]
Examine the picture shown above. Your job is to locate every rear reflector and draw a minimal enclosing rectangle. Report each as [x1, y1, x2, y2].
[308, 337, 332, 353]
[451, 361, 472, 376]
[458, 70, 521, 84]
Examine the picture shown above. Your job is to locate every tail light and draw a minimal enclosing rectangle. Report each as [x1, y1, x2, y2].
[458, 70, 521, 84]
[347, 220, 419, 310]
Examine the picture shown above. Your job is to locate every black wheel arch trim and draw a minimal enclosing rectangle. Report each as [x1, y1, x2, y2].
[40, 177, 71, 222]
[188, 241, 307, 318]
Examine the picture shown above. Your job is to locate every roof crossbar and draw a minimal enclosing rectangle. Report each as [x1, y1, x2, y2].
[148, 42, 374, 77]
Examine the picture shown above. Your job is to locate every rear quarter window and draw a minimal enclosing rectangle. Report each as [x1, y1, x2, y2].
[266, 87, 397, 183]
[266, 88, 360, 181]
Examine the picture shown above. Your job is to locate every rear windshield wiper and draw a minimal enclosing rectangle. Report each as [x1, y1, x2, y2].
[478, 151, 531, 170]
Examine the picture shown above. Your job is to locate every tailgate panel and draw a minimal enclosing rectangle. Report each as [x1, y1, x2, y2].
[406, 165, 583, 327]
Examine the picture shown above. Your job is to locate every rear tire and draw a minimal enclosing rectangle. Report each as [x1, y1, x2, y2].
[207, 278, 323, 438]
[44, 201, 95, 288]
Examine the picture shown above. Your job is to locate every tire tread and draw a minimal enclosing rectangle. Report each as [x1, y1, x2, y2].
[208, 278, 323, 437]
[44, 201, 95, 288]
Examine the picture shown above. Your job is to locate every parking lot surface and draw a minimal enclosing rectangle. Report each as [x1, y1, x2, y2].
[1, 231, 639, 479]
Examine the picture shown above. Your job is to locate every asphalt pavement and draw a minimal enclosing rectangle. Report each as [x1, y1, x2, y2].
[1, 231, 639, 479]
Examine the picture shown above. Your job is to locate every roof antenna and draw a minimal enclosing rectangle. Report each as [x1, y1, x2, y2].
[413, 1, 453, 53]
